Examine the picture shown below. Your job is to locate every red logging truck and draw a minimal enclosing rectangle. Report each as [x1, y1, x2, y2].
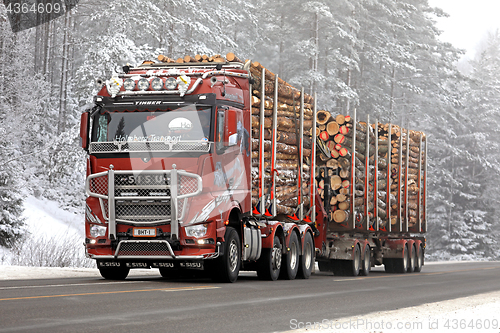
[80, 54, 427, 282]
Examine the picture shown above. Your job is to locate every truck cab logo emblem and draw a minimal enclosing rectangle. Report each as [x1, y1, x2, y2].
[135, 101, 162, 105]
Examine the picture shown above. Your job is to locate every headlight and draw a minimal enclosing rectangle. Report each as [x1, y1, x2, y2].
[165, 77, 177, 90]
[90, 224, 107, 238]
[137, 78, 149, 91]
[123, 78, 135, 91]
[185, 224, 208, 238]
[151, 77, 163, 91]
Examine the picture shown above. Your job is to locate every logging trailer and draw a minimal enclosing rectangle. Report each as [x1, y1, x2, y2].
[80, 53, 427, 282]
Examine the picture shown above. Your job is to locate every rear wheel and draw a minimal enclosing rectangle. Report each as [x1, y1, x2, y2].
[257, 235, 282, 281]
[297, 232, 314, 279]
[99, 266, 130, 280]
[360, 245, 371, 276]
[394, 244, 409, 273]
[345, 244, 361, 276]
[414, 245, 424, 272]
[280, 232, 299, 280]
[407, 244, 416, 273]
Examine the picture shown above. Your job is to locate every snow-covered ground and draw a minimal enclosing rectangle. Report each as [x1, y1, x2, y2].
[22, 195, 84, 238]
[0, 195, 87, 266]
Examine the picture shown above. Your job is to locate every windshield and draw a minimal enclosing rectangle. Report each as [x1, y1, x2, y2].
[91, 105, 213, 144]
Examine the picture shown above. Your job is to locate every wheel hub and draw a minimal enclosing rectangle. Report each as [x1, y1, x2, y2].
[272, 246, 281, 271]
[228, 239, 238, 272]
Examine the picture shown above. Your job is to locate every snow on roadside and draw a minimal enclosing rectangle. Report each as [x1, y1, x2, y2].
[22, 196, 84, 238]
[285, 291, 500, 333]
[0, 196, 86, 267]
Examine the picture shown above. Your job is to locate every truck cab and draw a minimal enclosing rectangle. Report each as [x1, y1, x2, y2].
[80, 61, 255, 281]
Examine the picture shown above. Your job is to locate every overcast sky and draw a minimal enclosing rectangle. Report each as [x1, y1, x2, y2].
[428, 0, 500, 59]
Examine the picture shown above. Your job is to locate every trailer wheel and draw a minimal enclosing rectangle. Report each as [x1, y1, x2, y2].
[257, 235, 282, 281]
[98, 267, 130, 280]
[297, 232, 314, 279]
[280, 232, 299, 280]
[394, 244, 409, 273]
[347, 244, 361, 276]
[407, 244, 416, 273]
[360, 245, 371, 276]
[414, 245, 424, 272]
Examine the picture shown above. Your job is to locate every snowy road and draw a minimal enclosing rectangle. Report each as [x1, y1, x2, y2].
[0, 261, 499, 333]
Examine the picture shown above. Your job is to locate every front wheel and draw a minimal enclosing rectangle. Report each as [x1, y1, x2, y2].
[98, 266, 130, 280]
[213, 227, 241, 283]
[297, 232, 314, 279]
[257, 235, 282, 281]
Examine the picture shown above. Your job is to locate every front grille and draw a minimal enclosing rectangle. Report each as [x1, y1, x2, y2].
[116, 200, 171, 222]
[114, 172, 172, 223]
[116, 241, 172, 256]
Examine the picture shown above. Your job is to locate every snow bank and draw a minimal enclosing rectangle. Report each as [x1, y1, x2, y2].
[286, 291, 500, 333]
[22, 196, 83, 238]
[0, 195, 87, 267]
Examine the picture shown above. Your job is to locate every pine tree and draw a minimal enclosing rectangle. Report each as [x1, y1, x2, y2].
[0, 170, 26, 248]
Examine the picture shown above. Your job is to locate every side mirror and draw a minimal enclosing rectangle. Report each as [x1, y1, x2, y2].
[80, 112, 90, 151]
[225, 109, 238, 147]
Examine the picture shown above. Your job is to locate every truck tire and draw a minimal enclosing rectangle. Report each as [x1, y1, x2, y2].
[345, 244, 361, 276]
[297, 232, 314, 279]
[257, 235, 282, 281]
[159, 268, 173, 279]
[414, 245, 424, 272]
[394, 244, 409, 273]
[215, 227, 241, 283]
[407, 244, 416, 273]
[360, 245, 371, 276]
[98, 267, 130, 280]
[280, 232, 299, 280]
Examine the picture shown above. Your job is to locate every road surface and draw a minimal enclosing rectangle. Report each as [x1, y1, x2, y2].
[0, 261, 499, 333]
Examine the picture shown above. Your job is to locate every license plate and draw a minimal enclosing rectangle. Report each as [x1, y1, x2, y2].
[133, 228, 156, 237]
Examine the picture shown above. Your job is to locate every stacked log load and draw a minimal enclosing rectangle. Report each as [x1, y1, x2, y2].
[248, 59, 314, 217]
[314, 111, 426, 233]
[378, 124, 426, 230]
[158, 52, 314, 217]
[156, 53, 426, 228]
